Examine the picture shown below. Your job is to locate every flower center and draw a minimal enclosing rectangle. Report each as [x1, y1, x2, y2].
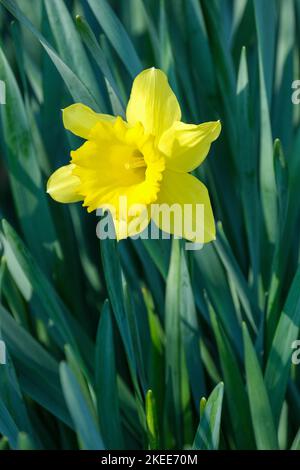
[71, 117, 165, 212]
[124, 150, 146, 170]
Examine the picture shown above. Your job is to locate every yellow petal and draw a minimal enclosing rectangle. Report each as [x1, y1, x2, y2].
[63, 103, 115, 139]
[126, 68, 181, 139]
[47, 164, 82, 203]
[152, 170, 215, 243]
[159, 120, 221, 172]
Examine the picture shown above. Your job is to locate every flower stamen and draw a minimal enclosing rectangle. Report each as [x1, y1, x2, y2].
[124, 150, 146, 170]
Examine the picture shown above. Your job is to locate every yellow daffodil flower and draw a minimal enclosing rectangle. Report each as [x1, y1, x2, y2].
[47, 67, 221, 242]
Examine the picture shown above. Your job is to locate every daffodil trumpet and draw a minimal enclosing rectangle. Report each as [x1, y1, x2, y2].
[47, 68, 221, 243]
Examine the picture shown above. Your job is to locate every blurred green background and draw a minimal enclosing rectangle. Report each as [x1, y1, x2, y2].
[0, 0, 300, 450]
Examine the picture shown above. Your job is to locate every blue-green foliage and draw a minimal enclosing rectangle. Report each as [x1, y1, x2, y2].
[0, 0, 299, 450]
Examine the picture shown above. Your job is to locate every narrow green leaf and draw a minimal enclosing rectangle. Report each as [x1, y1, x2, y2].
[100, 237, 135, 369]
[186, 0, 216, 105]
[141, 239, 170, 280]
[0, 437, 9, 450]
[265, 139, 289, 348]
[273, 0, 294, 150]
[243, 324, 278, 449]
[236, 46, 260, 293]
[64, 345, 96, 423]
[124, 285, 148, 393]
[146, 390, 159, 450]
[100, 237, 146, 438]
[194, 244, 242, 356]
[133, 241, 165, 313]
[75, 14, 125, 112]
[199, 397, 206, 420]
[291, 428, 300, 450]
[136, 0, 160, 64]
[193, 382, 224, 450]
[164, 239, 184, 447]
[215, 222, 260, 331]
[0, 401, 19, 449]
[87, 0, 142, 78]
[44, 0, 105, 110]
[278, 401, 288, 450]
[253, 0, 276, 105]
[95, 301, 124, 450]
[254, 0, 278, 245]
[0, 0, 100, 108]
[265, 266, 300, 425]
[273, 139, 289, 227]
[0, 343, 36, 445]
[1, 220, 94, 374]
[200, 0, 237, 159]
[166, 0, 199, 120]
[142, 287, 165, 433]
[209, 302, 255, 449]
[0, 304, 71, 427]
[0, 46, 59, 274]
[60, 362, 104, 450]
[179, 248, 206, 403]
[17, 432, 36, 450]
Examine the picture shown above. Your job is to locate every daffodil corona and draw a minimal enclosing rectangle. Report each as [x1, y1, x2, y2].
[47, 68, 221, 243]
